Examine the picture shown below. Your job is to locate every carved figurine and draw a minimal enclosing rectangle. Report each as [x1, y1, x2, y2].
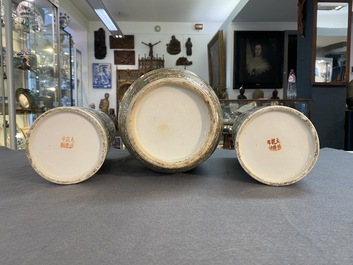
[176, 57, 192, 66]
[237, 86, 247, 99]
[271, 89, 280, 99]
[252, 89, 264, 99]
[99, 93, 110, 114]
[109, 108, 118, 130]
[166, 35, 181, 55]
[185, 38, 193, 56]
[142, 41, 161, 58]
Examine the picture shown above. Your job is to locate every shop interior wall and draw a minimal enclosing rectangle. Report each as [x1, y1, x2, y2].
[61, 0, 351, 149]
[87, 21, 222, 113]
[222, 22, 297, 100]
[222, 8, 350, 149]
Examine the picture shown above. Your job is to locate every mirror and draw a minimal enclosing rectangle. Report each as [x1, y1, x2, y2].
[312, 0, 352, 85]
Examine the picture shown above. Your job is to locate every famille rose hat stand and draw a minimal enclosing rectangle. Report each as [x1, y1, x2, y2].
[117, 68, 223, 173]
[25, 69, 320, 186]
[26, 107, 116, 184]
[233, 105, 319, 186]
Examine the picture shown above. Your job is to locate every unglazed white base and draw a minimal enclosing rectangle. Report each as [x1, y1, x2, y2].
[129, 83, 210, 163]
[27, 108, 107, 184]
[119, 68, 223, 172]
[235, 106, 319, 186]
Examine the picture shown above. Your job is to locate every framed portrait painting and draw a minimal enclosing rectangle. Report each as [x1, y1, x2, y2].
[207, 30, 225, 91]
[92, 63, 112, 89]
[233, 31, 284, 89]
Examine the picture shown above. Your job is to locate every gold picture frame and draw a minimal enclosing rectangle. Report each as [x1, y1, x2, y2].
[207, 30, 226, 95]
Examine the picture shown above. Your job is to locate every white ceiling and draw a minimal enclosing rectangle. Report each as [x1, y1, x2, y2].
[67, 0, 297, 24]
[69, 0, 241, 23]
[232, 0, 297, 22]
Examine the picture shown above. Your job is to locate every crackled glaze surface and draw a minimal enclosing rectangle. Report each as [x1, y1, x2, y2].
[233, 105, 320, 186]
[118, 68, 222, 173]
[26, 107, 116, 184]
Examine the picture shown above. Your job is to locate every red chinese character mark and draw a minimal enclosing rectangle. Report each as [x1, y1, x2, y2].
[267, 138, 281, 151]
[60, 136, 75, 149]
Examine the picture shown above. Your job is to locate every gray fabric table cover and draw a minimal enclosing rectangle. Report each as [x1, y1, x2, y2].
[0, 147, 352, 265]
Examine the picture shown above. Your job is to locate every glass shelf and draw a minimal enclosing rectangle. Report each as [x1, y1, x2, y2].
[0, 0, 72, 149]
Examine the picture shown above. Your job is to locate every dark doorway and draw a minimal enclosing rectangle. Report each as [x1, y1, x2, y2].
[287, 34, 297, 75]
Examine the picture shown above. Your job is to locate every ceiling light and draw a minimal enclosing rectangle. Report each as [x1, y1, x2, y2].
[86, 0, 123, 38]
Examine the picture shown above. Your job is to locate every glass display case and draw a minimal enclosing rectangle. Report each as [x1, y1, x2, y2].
[73, 48, 82, 107]
[60, 28, 73, 106]
[1, 0, 63, 149]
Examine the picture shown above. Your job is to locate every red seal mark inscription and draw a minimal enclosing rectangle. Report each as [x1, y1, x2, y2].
[60, 136, 75, 149]
[267, 138, 281, 151]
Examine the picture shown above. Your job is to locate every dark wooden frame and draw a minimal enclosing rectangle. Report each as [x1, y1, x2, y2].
[116, 69, 144, 108]
[298, 0, 307, 37]
[311, 0, 352, 86]
[114, 50, 135, 65]
[233, 31, 284, 89]
[109, 35, 135, 49]
[207, 30, 225, 91]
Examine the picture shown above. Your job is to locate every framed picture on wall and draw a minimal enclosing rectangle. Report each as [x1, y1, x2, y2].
[233, 31, 284, 89]
[207, 30, 225, 91]
[92, 63, 112, 89]
[114, 50, 135, 65]
[109, 35, 135, 49]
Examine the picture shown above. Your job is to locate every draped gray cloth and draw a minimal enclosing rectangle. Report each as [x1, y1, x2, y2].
[0, 147, 352, 265]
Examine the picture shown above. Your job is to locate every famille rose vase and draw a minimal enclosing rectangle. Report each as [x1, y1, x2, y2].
[118, 68, 223, 173]
[26, 107, 115, 184]
[233, 105, 320, 186]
